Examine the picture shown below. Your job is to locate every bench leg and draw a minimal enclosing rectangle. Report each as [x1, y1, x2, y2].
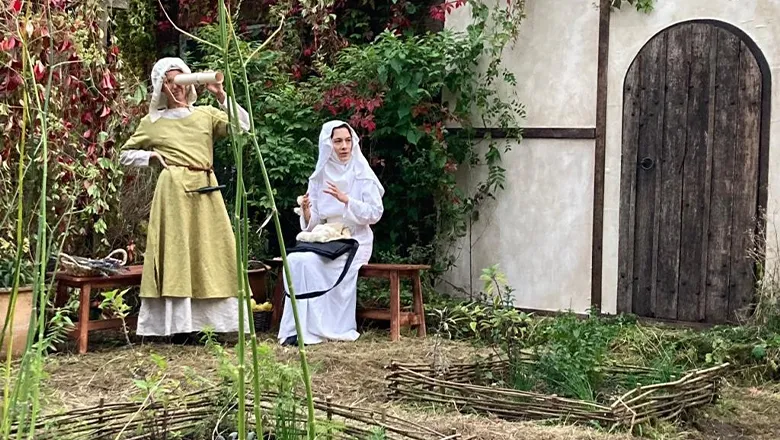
[77, 284, 91, 354]
[54, 282, 69, 308]
[411, 273, 426, 338]
[389, 271, 400, 342]
[271, 267, 284, 330]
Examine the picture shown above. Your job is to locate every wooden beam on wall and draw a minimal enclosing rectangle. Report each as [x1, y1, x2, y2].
[449, 127, 596, 139]
[591, 0, 611, 313]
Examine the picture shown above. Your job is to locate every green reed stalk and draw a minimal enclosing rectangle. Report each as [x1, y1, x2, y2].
[216, 3, 250, 439]
[0, 26, 31, 440]
[159, 2, 315, 436]
[225, 16, 317, 440]
[0, 4, 56, 438]
[25, 6, 59, 437]
[240, 185, 264, 435]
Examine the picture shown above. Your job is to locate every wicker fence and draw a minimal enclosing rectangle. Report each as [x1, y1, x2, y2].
[385, 356, 729, 429]
[14, 389, 457, 440]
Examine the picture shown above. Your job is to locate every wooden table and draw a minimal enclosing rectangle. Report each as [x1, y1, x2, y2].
[53, 265, 269, 354]
[54, 265, 143, 354]
[268, 259, 429, 341]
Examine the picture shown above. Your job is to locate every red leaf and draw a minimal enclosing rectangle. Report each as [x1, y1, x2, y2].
[84, 129, 92, 139]
[81, 112, 93, 125]
[0, 71, 22, 93]
[100, 106, 111, 118]
[99, 69, 113, 90]
[10, 0, 22, 14]
[59, 40, 72, 52]
[0, 38, 16, 51]
[33, 60, 45, 81]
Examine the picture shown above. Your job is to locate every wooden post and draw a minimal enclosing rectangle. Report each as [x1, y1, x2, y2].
[271, 266, 284, 328]
[99, 0, 129, 46]
[54, 282, 69, 308]
[411, 272, 426, 337]
[389, 271, 400, 342]
[77, 284, 91, 354]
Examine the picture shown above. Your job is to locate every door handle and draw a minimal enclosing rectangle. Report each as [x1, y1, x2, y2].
[639, 157, 655, 170]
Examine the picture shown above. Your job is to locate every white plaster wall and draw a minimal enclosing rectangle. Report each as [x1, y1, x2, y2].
[602, 1, 780, 314]
[443, 139, 595, 313]
[446, 0, 600, 127]
[441, 0, 600, 311]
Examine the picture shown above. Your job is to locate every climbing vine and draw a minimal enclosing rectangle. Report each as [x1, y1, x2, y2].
[611, 0, 655, 13]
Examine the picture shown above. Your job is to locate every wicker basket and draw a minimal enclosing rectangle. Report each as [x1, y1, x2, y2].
[58, 249, 128, 277]
[253, 311, 272, 332]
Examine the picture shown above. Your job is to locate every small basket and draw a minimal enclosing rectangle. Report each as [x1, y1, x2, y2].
[253, 311, 272, 332]
[58, 249, 128, 277]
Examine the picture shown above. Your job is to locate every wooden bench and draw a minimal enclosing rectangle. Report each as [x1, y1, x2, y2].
[53, 265, 144, 354]
[53, 265, 269, 354]
[267, 259, 429, 341]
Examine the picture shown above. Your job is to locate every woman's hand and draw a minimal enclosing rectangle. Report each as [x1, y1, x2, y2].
[301, 193, 312, 224]
[206, 82, 226, 103]
[323, 181, 349, 204]
[150, 152, 168, 169]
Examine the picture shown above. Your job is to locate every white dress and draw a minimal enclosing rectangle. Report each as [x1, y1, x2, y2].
[120, 100, 252, 336]
[277, 121, 384, 345]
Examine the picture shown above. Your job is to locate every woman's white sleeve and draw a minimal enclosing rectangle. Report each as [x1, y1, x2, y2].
[219, 96, 251, 132]
[119, 150, 152, 167]
[343, 182, 384, 226]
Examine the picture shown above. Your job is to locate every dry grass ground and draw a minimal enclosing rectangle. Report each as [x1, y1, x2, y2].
[38, 329, 780, 439]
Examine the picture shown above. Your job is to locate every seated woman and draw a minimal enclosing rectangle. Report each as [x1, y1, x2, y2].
[277, 121, 385, 346]
[119, 57, 251, 341]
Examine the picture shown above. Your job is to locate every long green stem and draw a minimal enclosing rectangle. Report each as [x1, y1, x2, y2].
[0, 24, 30, 439]
[240, 183, 264, 434]
[215, 3, 248, 439]
[26, 7, 59, 436]
[226, 16, 316, 439]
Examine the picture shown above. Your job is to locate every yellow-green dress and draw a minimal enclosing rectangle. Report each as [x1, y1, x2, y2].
[121, 106, 243, 336]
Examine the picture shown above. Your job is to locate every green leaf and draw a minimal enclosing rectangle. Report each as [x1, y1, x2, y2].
[389, 58, 403, 74]
[751, 344, 767, 360]
[406, 128, 422, 145]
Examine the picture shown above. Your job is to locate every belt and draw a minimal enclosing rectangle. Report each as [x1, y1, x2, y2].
[167, 162, 213, 175]
[165, 161, 224, 194]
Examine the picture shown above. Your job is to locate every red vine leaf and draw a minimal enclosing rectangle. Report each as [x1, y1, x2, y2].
[0, 37, 16, 51]
[33, 60, 45, 81]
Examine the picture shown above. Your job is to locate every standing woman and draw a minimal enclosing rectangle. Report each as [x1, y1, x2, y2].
[119, 57, 250, 340]
[278, 120, 384, 346]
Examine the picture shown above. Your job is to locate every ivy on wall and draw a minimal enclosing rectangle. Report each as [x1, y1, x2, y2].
[611, 0, 655, 13]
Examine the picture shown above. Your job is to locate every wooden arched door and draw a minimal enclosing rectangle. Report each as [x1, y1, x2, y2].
[617, 21, 770, 324]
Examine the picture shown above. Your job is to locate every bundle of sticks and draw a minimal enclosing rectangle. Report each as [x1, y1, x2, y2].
[55, 249, 128, 277]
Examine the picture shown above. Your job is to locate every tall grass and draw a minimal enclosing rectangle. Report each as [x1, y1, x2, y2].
[211, 2, 315, 438]
[1, 2, 60, 438]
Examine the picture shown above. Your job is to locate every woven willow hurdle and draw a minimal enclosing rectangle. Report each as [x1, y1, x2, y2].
[13, 389, 456, 440]
[386, 356, 729, 428]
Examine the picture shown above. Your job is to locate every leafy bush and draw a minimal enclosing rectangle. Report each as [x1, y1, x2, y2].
[0, 258, 35, 289]
[530, 312, 623, 401]
[1, 0, 146, 260]
[188, 0, 525, 272]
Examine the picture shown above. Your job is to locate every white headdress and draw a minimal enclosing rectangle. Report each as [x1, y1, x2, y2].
[308, 120, 384, 197]
[148, 57, 198, 123]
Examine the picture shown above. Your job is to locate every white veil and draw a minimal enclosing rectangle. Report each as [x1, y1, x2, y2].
[308, 120, 384, 196]
[148, 57, 198, 123]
